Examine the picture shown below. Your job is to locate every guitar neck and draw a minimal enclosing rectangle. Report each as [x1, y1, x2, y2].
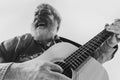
[64, 29, 113, 70]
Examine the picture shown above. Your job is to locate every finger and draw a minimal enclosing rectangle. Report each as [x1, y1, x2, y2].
[115, 19, 120, 22]
[117, 34, 120, 38]
[115, 34, 120, 41]
[49, 71, 72, 80]
[105, 23, 109, 27]
[113, 19, 120, 26]
[105, 24, 120, 34]
[43, 62, 63, 73]
[105, 24, 110, 30]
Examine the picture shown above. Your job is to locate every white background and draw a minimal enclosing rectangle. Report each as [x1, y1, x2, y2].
[0, 0, 120, 80]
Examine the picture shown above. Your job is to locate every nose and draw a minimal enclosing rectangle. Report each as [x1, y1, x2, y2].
[40, 9, 51, 16]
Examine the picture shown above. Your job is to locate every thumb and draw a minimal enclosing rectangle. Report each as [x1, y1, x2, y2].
[42, 62, 63, 73]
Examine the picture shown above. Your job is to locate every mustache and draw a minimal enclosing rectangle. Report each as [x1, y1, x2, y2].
[34, 16, 52, 28]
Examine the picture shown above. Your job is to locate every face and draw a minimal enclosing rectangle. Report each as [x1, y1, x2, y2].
[31, 7, 59, 42]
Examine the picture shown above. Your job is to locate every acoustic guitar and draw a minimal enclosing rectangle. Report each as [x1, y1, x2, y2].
[37, 29, 113, 80]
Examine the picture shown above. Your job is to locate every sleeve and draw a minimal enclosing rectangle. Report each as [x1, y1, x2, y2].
[0, 37, 19, 62]
[0, 63, 13, 80]
[93, 40, 118, 63]
[0, 33, 33, 62]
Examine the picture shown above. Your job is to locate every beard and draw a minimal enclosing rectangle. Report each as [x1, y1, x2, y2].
[33, 13, 54, 30]
[31, 25, 55, 42]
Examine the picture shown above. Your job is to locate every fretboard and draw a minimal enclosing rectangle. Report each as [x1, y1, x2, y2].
[64, 29, 113, 70]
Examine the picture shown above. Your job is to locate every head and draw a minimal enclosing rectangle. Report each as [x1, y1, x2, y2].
[31, 3, 61, 42]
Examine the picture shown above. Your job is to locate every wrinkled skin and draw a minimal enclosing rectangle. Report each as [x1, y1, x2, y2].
[5, 59, 72, 80]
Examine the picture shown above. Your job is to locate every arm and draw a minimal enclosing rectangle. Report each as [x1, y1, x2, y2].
[0, 34, 32, 79]
[0, 33, 32, 62]
[0, 37, 19, 80]
[94, 38, 118, 63]
[0, 37, 19, 62]
[4, 59, 72, 80]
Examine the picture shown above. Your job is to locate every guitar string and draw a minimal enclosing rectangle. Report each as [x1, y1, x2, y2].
[64, 30, 107, 65]
[57, 30, 109, 70]
[63, 29, 105, 62]
[66, 29, 111, 64]
[67, 32, 111, 69]
[57, 39, 103, 70]
[57, 30, 112, 71]
[61, 34, 109, 70]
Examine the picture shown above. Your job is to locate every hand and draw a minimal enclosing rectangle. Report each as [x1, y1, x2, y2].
[105, 19, 120, 47]
[4, 60, 72, 80]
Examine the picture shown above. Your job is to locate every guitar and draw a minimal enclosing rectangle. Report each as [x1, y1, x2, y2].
[36, 29, 113, 80]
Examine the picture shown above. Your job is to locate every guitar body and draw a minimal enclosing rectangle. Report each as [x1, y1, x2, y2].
[36, 42, 109, 80]
[73, 57, 109, 80]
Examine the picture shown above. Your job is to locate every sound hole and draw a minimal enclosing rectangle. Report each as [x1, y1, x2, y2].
[55, 61, 72, 78]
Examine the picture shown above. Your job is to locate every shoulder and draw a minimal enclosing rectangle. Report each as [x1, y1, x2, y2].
[2, 33, 33, 51]
[18, 33, 33, 43]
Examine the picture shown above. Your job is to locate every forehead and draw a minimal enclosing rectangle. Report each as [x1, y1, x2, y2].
[36, 4, 53, 11]
[35, 4, 54, 16]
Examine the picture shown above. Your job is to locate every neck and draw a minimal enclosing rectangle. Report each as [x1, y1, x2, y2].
[34, 37, 54, 45]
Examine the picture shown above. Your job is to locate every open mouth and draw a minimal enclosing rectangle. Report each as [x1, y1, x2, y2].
[34, 9, 52, 29]
[38, 22, 46, 26]
[35, 17, 49, 28]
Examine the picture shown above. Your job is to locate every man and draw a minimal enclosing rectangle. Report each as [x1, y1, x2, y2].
[0, 3, 120, 80]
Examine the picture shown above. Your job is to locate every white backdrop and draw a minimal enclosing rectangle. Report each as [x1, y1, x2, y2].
[0, 0, 120, 80]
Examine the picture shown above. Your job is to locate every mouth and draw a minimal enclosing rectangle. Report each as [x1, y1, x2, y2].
[38, 22, 46, 26]
[34, 9, 53, 29]
[35, 16, 49, 29]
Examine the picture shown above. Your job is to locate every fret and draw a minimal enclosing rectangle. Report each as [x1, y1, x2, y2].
[88, 41, 98, 48]
[78, 47, 91, 58]
[90, 38, 102, 45]
[64, 29, 113, 70]
[74, 56, 83, 63]
[93, 32, 108, 40]
[66, 47, 85, 62]
[84, 52, 90, 57]
[71, 60, 80, 70]
[74, 57, 82, 65]
[87, 39, 101, 47]
[79, 54, 86, 61]
[69, 62, 76, 69]
[69, 54, 86, 70]
[66, 50, 86, 63]
[91, 37, 103, 44]
[89, 40, 102, 47]
[75, 53, 85, 62]
[75, 47, 91, 60]
[69, 58, 79, 69]
[73, 52, 85, 61]
[75, 48, 89, 56]
[72, 56, 81, 64]
[80, 46, 93, 54]
[82, 53, 89, 58]
[85, 43, 97, 50]
[83, 44, 95, 53]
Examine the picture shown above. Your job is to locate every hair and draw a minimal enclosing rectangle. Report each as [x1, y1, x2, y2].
[34, 3, 61, 30]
